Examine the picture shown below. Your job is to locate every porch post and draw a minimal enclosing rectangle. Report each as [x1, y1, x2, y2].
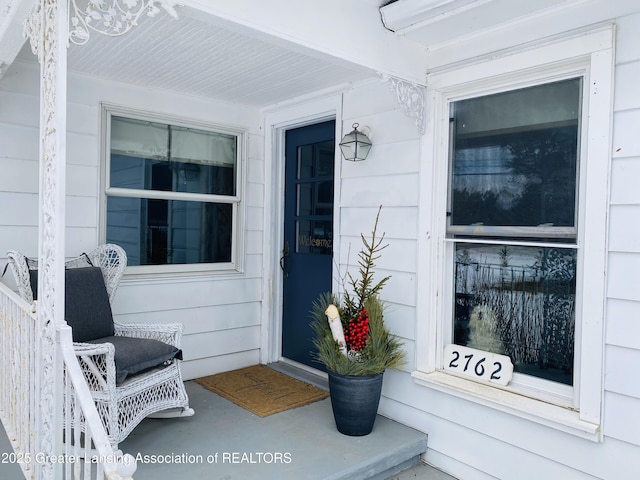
[24, 0, 68, 478]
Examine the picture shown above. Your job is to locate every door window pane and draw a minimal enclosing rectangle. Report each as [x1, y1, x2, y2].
[297, 140, 334, 179]
[297, 181, 334, 216]
[296, 221, 333, 254]
[294, 139, 334, 254]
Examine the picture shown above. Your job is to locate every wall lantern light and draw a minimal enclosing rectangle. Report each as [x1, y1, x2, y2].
[339, 123, 372, 162]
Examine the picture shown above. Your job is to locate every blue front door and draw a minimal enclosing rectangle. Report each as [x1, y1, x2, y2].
[281, 120, 335, 369]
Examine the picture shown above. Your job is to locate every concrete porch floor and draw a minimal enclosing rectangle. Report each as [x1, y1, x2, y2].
[1, 367, 456, 480]
[121, 379, 431, 480]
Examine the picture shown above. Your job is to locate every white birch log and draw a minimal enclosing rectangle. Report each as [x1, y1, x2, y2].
[325, 304, 348, 357]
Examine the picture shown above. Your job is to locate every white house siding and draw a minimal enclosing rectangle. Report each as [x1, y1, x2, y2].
[338, 79, 422, 363]
[347, 11, 640, 480]
[0, 55, 265, 381]
[0, 59, 43, 260]
[605, 9, 640, 451]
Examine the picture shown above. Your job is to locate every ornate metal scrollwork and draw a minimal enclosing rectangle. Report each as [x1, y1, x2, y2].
[380, 74, 427, 134]
[25, 1, 179, 49]
[23, 2, 65, 477]
[68, 0, 179, 45]
[23, 0, 44, 61]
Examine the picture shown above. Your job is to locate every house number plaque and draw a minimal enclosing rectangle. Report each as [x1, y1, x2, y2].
[444, 344, 513, 386]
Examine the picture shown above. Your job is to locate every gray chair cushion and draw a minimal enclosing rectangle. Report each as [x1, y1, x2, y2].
[30, 267, 115, 342]
[86, 336, 182, 385]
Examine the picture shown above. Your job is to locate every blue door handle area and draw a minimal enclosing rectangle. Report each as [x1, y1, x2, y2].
[280, 241, 290, 279]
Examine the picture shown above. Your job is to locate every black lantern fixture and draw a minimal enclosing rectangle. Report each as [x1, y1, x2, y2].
[339, 123, 372, 162]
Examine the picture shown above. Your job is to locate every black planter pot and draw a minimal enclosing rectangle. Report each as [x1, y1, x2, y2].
[327, 370, 384, 436]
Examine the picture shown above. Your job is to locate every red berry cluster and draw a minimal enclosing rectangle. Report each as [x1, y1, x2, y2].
[344, 308, 370, 351]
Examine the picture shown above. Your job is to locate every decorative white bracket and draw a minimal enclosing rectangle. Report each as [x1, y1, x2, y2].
[68, 0, 179, 45]
[380, 74, 427, 134]
[24, 0, 179, 51]
[22, 1, 43, 61]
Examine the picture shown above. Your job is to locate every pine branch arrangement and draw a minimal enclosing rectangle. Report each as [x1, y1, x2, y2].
[310, 206, 406, 376]
[342, 206, 390, 319]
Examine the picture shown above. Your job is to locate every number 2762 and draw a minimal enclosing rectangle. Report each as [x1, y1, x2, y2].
[443, 344, 514, 386]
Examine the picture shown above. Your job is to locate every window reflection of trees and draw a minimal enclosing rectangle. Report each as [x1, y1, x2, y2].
[454, 246, 576, 385]
[452, 125, 578, 229]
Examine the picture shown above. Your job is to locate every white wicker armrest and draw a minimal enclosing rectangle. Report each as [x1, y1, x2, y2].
[73, 341, 117, 391]
[6, 250, 35, 303]
[113, 321, 183, 349]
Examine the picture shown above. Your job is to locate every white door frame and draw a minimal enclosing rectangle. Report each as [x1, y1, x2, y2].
[260, 94, 343, 366]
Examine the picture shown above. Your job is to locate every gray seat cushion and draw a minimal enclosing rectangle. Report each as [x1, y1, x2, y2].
[31, 267, 182, 384]
[86, 336, 182, 385]
[30, 267, 115, 342]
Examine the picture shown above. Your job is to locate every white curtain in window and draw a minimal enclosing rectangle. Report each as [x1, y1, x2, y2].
[171, 127, 236, 167]
[111, 117, 169, 160]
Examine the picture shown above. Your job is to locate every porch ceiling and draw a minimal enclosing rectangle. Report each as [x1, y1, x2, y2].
[8, 3, 384, 109]
[12, 3, 386, 109]
[9, 0, 637, 107]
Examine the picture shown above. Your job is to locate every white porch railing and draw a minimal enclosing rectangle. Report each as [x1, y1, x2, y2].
[0, 279, 37, 478]
[0, 282, 137, 479]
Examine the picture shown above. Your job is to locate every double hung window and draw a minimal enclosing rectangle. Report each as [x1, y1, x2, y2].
[104, 110, 242, 273]
[415, 28, 613, 439]
[448, 78, 581, 388]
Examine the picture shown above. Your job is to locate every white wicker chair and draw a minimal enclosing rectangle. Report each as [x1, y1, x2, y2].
[6, 244, 194, 449]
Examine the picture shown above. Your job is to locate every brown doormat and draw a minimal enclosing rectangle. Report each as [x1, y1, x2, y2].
[194, 365, 329, 417]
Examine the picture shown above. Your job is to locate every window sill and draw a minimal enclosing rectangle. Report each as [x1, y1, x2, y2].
[123, 262, 241, 277]
[412, 370, 601, 442]
[121, 267, 245, 284]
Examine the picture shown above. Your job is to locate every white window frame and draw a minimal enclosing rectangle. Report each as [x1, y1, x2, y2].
[413, 26, 613, 441]
[101, 104, 246, 275]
